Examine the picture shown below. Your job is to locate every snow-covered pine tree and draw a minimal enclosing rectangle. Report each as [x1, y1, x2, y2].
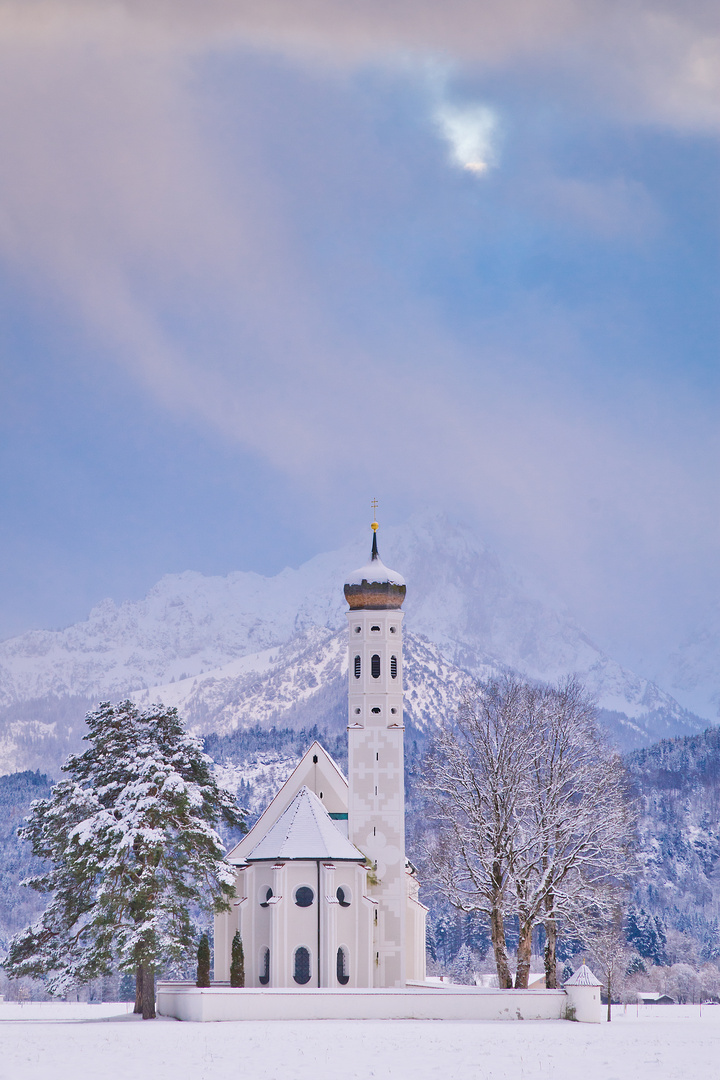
[2, 700, 245, 1018]
[196, 934, 211, 988]
[230, 931, 245, 988]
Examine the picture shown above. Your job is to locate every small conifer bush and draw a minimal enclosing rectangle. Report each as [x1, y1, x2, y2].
[230, 931, 245, 988]
[196, 933, 211, 987]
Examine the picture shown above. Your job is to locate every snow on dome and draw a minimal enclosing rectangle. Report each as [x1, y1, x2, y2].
[245, 787, 366, 862]
[344, 529, 406, 610]
[563, 963, 602, 987]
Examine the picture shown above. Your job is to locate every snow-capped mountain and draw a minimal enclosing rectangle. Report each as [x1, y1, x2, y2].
[0, 513, 704, 774]
[659, 604, 720, 722]
[129, 629, 480, 739]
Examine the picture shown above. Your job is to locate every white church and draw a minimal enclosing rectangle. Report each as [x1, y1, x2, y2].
[213, 520, 428, 989]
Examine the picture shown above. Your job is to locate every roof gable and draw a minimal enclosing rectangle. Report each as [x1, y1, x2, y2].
[564, 963, 602, 987]
[247, 786, 364, 861]
[225, 740, 348, 865]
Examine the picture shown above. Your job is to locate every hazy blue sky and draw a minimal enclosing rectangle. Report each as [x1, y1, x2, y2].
[0, 1, 718, 675]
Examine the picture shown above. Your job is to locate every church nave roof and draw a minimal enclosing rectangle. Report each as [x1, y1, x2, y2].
[246, 786, 365, 862]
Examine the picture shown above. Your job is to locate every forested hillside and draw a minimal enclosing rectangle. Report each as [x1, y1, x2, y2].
[626, 727, 720, 964]
[0, 771, 52, 952]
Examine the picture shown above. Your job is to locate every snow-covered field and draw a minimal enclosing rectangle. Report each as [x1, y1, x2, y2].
[0, 1003, 716, 1079]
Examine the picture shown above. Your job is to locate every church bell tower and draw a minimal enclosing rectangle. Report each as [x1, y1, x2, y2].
[344, 515, 407, 988]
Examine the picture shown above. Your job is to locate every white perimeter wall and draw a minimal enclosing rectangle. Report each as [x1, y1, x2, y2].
[157, 983, 602, 1023]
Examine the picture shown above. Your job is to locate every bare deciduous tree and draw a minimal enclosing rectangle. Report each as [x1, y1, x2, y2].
[422, 676, 636, 990]
[512, 679, 636, 987]
[422, 676, 537, 988]
[582, 901, 631, 1020]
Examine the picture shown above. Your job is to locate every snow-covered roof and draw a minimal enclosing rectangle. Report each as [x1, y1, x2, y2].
[224, 741, 348, 865]
[564, 963, 602, 987]
[345, 554, 405, 588]
[245, 786, 366, 862]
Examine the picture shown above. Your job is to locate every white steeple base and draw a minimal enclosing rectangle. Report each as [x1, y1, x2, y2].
[347, 607, 406, 988]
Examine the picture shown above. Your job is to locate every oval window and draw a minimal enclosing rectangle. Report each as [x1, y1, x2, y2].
[337, 947, 349, 986]
[371, 654, 380, 679]
[354, 655, 361, 679]
[259, 947, 270, 986]
[336, 886, 351, 908]
[370, 625, 380, 633]
[295, 886, 314, 907]
[294, 947, 311, 985]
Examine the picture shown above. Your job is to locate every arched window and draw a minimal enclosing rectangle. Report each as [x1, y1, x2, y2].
[371, 654, 380, 679]
[336, 886, 351, 908]
[337, 947, 349, 986]
[260, 886, 273, 907]
[293, 947, 311, 985]
[370, 625, 380, 633]
[390, 655, 398, 679]
[295, 886, 314, 907]
[259, 947, 270, 985]
[354, 655, 361, 679]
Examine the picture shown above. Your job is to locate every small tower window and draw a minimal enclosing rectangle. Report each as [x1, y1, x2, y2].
[354, 626, 361, 634]
[371, 707, 381, 715]
[336, 886, 351, 908]
[354, 655, 361, 679]
[390, 655, 398, 679]
[293, 947, 311, 985]
[371, 654, 380, 679]
[354, 707, 361, 715]
[371, 625, 380, 633]
[295, 886, 314, 907]
[260, 886, 273, 907]
[391, 707, 398, 715]
[337, 947, 350, 986]
[390, 626, 397, 634]
[259, 947, 270, 985]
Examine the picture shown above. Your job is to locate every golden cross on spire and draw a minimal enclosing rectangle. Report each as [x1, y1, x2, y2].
[371, 498, 379, 532]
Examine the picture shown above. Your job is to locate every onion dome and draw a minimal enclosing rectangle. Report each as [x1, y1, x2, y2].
[344, 522, 406, 610]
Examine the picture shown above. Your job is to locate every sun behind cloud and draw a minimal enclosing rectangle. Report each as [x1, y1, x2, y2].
[434, 102, 499, 175]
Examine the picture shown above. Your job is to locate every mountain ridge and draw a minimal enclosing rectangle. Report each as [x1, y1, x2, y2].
[0, 513, 706, 773]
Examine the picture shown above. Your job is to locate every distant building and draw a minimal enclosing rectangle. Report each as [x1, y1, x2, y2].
[214, 520, 428, 988]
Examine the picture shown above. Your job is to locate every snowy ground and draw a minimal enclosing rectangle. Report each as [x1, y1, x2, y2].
[0, 1003, 716, 1079]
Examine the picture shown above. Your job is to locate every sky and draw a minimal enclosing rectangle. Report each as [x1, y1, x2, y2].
[0, 0, 718, 677]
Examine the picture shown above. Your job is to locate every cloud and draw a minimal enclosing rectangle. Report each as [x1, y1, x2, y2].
[1, 1, 717, 131]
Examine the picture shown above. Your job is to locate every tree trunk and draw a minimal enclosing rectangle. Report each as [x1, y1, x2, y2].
[490, 904, 513, 988]
[607, 972, 612, 1022]
[515, 919, 533, 988]
[134, 965, 143, 1014]
[544, 916, 558, 988]
[141, 962, 155, 1020]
